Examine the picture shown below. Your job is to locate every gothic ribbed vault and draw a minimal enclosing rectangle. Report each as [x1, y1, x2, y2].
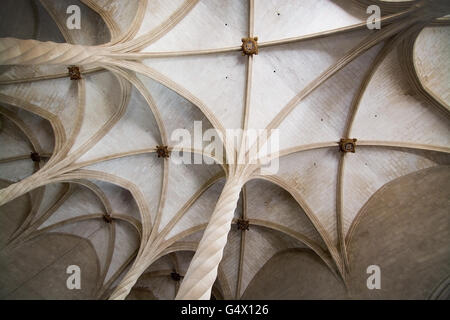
[0, 0, 449, 300]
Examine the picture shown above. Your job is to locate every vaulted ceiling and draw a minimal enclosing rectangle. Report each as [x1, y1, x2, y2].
[0, 0, 449, 300]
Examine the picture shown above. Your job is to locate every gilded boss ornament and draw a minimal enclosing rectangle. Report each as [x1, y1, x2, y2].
[68, 66, 81, 80]
[339, 138, 357, 153]
[156, 145, 170, 158]
[241, 37, 258, 56]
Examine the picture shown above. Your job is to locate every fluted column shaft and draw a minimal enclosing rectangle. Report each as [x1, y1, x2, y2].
[176, 176, 244, 300]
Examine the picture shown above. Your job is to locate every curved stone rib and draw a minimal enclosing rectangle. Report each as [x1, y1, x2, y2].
[108, 254, 154, 300]
[0, 172, 48, 207]
[175, 176, 244, 300]
[0, 38, 106, 65]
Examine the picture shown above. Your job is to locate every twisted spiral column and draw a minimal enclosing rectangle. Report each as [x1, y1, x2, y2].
[176, 176, 244, 300]
[0, 37, 106, 65]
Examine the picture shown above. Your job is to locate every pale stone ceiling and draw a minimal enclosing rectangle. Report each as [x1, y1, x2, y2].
[0, 0, 449, 300]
